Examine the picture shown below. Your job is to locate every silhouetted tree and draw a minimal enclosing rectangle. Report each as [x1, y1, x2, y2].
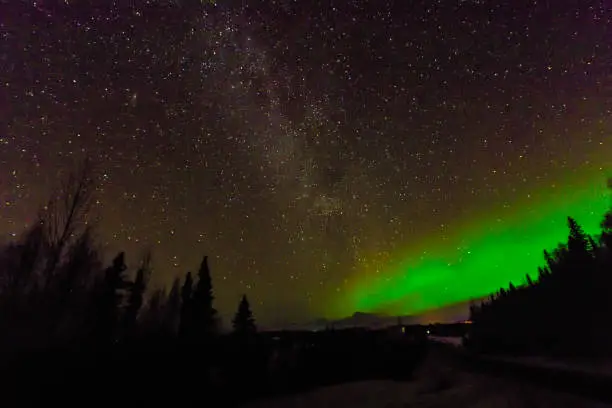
[192, 256, 217, 338]
[124, 252, 151, 337]
[52, 227, 101, 343]
[95, 252, 128, 345]
[56, 228, 97, 298]
[601, 179, 612, 251]
[232, 294, 256, 335]
[0, 162, 104, 350]
[179, 271, 194, 340]
[588, 236, 599, 254]
[164, 277, 181, 335]
[468, 207, 612, 356]
[0, 223, 48, 349]
[543, 249, 556, 271]
[41, 159, 94, 285]
[141, 288, 167, 335]
[602, 212, 612, 249]
[537, 266, 549, 280]
[567, 217, 593, 262]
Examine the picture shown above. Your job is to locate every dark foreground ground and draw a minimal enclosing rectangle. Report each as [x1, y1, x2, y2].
[1, 332, 428, 406]
[5, 335, 612, 407]
[244, 344, 612, 408]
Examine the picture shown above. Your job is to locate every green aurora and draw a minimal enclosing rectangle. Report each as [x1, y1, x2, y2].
[340, 173, 612, 318]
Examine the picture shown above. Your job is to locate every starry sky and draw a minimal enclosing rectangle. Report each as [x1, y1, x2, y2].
[2, 0, 612, 327]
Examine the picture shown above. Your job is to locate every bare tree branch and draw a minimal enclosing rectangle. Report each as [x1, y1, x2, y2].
[41, 158, 96, 283]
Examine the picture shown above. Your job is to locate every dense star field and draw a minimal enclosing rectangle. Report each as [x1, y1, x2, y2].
[2, 0, 612, 326]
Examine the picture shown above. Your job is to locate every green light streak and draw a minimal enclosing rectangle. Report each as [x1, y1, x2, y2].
[341, 177, 611, 317]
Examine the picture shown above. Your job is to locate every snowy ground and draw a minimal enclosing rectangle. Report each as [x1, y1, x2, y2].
[487, 355, 612, 378]
[428, 336, 463, 348]
[245, 350, 612, 408]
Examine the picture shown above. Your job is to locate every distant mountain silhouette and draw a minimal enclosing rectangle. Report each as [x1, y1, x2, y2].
[272, 312, 417, 332]
[332, 312, 409, 329]
[265, 299, 479, 332]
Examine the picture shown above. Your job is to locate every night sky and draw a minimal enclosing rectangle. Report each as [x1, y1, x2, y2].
[2, 0, 612, 327]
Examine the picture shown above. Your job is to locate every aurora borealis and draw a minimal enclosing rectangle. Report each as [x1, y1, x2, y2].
[340, 173, 611, 318]
[2, 1, 612, 327]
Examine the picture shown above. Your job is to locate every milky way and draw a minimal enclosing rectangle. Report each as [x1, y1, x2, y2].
[2, 0, 612, 326]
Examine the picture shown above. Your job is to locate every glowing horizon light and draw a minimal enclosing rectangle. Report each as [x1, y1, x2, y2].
[337, 175, 611, 318]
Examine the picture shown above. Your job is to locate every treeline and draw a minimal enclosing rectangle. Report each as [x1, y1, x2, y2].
[0, 163, 429, 405]
[0, 163, 256, 353]
[468, 181, 612, 357]
[0, 164, 270, 405]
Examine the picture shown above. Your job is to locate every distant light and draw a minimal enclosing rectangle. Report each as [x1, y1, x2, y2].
[426, 330, 430, 335]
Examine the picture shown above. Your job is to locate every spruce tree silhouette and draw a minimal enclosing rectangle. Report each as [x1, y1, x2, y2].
[57, 228, 97, 300]
[140, 288, 166, 335]
[568, 217, 592, 256]
[179, 271, 193, 340]
[603, 213, 612, 246]
[229, 294, 258, 403]
[124, 254, 150, 338]
[232, 294, 256, 335]
[588, 236, 599, 254]
[600, 180, 612, 351]
[164, 277, 181, 335]
[192, 256, 217, 339]
[566, 218, 594, 288]
[601, 187, 612, 250]
[468, 208, 612, 356]
[96, 252, 128, 345]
